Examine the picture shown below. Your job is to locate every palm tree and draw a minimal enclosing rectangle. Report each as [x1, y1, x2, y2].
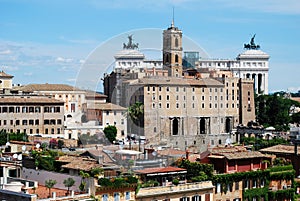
[90, 167, 104, 178]
[128, 102, 144, 151]
[45, 179, 57, 198]
[79, 170, 90, 192]
[63, 177, 75, 195]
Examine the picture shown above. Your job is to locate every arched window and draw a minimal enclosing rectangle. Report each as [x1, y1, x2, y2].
[165, 53, 170, 63]
[172, 118, 179, 135]
[225, 117, 231, 133]
[175, 38, 179, 47]
[175, 54, 179, 63]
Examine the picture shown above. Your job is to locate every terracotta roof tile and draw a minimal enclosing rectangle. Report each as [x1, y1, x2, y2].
[129, 77, 224, 87]
[209, 151, 270, 160]
[157, 149, 186, 157]
[13, 83, 83, 92]
[260, 144, 299, 154]
[134, 166, 186, 174]
[0, 96, 64, 104]
[0, 71, 13, 78]
[88, 103, 126, 110]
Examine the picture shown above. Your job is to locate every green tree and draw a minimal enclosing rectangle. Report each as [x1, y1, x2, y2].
[90, 167, 104, 178]
[45, 179, 57, 198]
[255, 93, 300, 131]
[63, 177, 75, 195]
[57, 139, 64, 149]
[103, 125, 117, 144]
[79, 171, 90, 192]
[128, 102, 144, 150]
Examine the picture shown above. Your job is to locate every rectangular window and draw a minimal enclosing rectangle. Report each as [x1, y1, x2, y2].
[16, 107, 20, 113]
[125, 192, 130, 200]
[22, 120, 27, 125]
[29, 119, 34, 125]
[16, 120, 20, 125]
[235, 182, 239, 190]
[192, 195, 201, 201]
[102, 194, 108, 201]
[29, 107, 34, 113]
[9, 107, 14, 113]
[35, 119, 39, 125]
[71, 103, 75, 112]
[2, 107, 8, 113]
[35, 107, 40, 113]
[114, 193, 119, 201]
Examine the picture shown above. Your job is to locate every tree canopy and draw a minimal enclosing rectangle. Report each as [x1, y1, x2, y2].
[103, 125, 117, 144]
[255, 93, 300, 131]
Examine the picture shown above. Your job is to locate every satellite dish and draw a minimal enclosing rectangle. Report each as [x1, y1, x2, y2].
[36, 143, 40, 149]
[17, 154, 22, 160]
[22, 145, 26, 151]
[6, 142, 10, 147]
[152, 151, 157, 156]
[225, 138, 232, 145]
[13, 154, 18, 159]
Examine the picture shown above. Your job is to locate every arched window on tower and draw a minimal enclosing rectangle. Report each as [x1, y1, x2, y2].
[175, 38, 179, 47]
[175, 54, 179, 63]
[166, 53, 170, 63]
[172, 118, 179, 135]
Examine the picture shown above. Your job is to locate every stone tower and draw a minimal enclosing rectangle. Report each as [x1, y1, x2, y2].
[163, 20, 183, 77]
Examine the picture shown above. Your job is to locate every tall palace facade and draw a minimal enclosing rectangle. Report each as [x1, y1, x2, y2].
[104, 22, 268, 152]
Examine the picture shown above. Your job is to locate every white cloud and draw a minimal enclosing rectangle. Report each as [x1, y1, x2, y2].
[0, 65, 18, 71]
[87, 0, 300, 14]
[213, 0, 300, 15]
[24, 72, 33, 76]
[0, 50, 12, 55]
[56, 56, 74, 63]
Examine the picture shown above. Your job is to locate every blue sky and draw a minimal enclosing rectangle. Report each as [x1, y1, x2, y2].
[0, 0, 299, 93]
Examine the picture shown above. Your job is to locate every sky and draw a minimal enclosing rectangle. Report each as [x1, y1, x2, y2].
[0, 0, 299, 93]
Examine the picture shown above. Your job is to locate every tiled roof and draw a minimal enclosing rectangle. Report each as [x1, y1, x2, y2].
[0, 96, 64, 104]
[220, 151, 268, 160]
[87, 103, 126, 111]
[211, 146, 247, 154]
[157, 149, 186, 157]
[84, 149, 114, 164]
[0, 71, 13, 78]
[58, 155, 102, 171]
[12, 83, 83, 92]
[134, 166, 186, 175]
[129, 77, 224, 87]
[260, 144, 299, 154]
[85, 91, 107, 98]
[291, 97, 300, 103]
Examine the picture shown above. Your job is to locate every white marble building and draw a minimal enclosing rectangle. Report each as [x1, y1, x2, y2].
[196, 37, 270, 94]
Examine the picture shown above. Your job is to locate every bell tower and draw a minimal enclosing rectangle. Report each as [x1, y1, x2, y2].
[163, 19, 183, 77]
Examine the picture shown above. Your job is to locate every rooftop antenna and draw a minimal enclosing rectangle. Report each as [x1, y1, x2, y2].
[171, 7, 175, 27]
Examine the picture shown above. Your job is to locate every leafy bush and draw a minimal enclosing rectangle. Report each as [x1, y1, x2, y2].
[172, 179, 179, 185]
